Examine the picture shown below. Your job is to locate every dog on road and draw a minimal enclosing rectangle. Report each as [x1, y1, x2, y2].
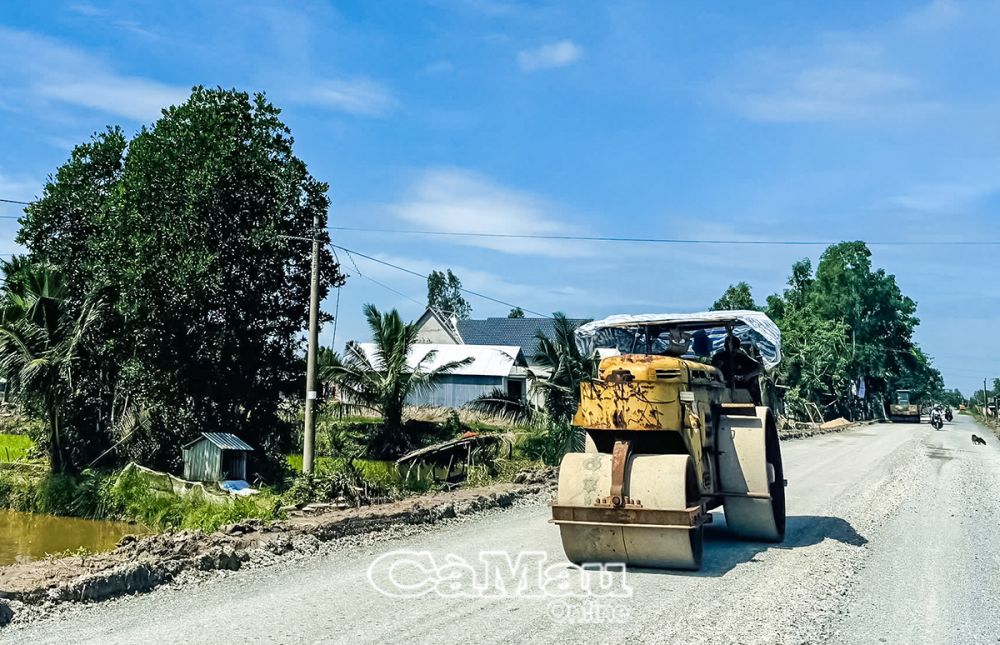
[972, 434, 987, 445]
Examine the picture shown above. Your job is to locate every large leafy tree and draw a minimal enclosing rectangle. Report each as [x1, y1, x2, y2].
[322, 304, 471, 457]
[17, 87, 345, 473]
[809, 242, 918, 397]
[427, 269, 471, 320]
[0, 260, 102, 472]
[762, 243, 935, 420]
[893, 347, 945, 404]
[711, 281, 758, 311]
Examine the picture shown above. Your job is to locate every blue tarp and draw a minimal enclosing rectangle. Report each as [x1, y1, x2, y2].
[218, 480, 258, 496]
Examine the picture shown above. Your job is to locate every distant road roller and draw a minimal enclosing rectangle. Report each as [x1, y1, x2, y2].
[551, 311, 786, 570]
[888, 389, 921, 424]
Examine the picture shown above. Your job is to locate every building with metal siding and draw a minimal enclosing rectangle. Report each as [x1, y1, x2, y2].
[353, 343, 528, 408]
[410, 374, 506, 408]
[182, 432, 253, 482]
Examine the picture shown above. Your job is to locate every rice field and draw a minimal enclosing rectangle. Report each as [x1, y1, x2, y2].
[0, 433, 33, 462]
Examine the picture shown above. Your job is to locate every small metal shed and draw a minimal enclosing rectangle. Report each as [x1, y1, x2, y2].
[181, 432, 253, 482]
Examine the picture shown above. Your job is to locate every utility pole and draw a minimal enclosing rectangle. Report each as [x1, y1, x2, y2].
[302, 212, 321, 475]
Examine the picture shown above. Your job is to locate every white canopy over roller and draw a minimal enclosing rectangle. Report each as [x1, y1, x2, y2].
[574, 310, 782, 370]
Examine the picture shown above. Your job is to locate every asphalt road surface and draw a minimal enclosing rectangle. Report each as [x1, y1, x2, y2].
[5, 416, 1000, 644]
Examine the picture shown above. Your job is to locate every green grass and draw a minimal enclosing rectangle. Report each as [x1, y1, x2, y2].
[106, 469, 279, 531]
[285, 453, 441, 497]
[0, 467, 279, 532]
[0, 433, 34, 462]
[286, 454, 397, 478]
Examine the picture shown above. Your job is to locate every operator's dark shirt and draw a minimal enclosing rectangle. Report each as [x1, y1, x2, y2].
[711, 349, 760, 383]
[712, 349, 763, 404]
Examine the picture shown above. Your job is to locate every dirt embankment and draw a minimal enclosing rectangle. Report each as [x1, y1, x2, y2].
[778, 417, 873, 441]
[0, 419, 867, 626]
[0, 469, 557, 623]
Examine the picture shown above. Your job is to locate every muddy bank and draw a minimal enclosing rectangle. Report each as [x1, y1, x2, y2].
[778, 419, 877, 441]
[0, 473, 557, 623]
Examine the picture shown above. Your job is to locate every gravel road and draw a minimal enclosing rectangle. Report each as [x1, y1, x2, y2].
[4, 417, 998, 644]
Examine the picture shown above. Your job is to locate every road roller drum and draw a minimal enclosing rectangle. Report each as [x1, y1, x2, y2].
[555, 452, 703, 570]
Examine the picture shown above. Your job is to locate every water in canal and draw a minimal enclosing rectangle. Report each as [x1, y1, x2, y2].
[0, 509, 143, 565]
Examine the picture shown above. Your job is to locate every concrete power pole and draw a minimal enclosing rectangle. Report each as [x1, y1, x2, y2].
[302, 213, 321, 475]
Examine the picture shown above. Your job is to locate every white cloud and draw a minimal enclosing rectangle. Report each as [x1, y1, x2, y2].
[0, 27, 187, 122]
[718, 41, 940, 124]
[390, 168, 590, 257]
[901, 0, 962, 31]
[67, 3, 106, 16]
[736, 64, 935, 123]
[876, 168, 1000, 223]
[886, 181, 996, 213]
[346, 251, 650, 317]
[37, 78, 186, 123]
[713, 1, 963, 124]
[518, 40, 583, 71]
[298, 77, 397, 117]
[112, 20, 160, 40]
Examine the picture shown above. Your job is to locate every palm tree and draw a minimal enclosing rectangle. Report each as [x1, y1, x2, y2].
[467, 313, 598, 462]
[532, 312, 600, 424]
[0, 259, 101, 472]
[321, 304, 472, 457]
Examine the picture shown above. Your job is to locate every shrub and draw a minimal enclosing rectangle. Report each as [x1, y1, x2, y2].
[0, 467, 278, 532]
[0, 434, 35, 462]
[516, 420, 583, 466]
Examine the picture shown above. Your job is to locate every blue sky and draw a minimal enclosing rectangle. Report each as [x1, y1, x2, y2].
[0, 0, 998, 395]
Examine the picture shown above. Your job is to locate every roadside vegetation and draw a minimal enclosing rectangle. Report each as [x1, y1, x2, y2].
[6, 86, 345, 478]
[0, 87, 346, 537]
[466, 313, 599, 465]
[710, 242, 963, 421]
[318, 304, 473, 458]
[0, 465, 279, 532]
[0, 88, 969, 548]
[0, 433, 33, 463]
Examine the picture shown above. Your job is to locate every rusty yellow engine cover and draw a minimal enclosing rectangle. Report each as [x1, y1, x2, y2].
[573, 355, 707, 431]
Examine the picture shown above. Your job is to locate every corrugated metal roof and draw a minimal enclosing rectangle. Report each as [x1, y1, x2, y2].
[355, 343, 525, 377]
[455, 317, 591, 361]
[183, 432, 254, 451]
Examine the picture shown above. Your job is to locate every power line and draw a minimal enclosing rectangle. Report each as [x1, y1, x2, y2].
[330, 242, 549, 317]
[342, 248, 426, 309]
[4, 198, 998, 246]
[328, 225, 1000, 247]
[281, 234, 546, 317]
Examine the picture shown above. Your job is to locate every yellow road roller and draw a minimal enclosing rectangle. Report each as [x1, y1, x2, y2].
[551, 311, 786, 570]
[889, 389, 921, 424]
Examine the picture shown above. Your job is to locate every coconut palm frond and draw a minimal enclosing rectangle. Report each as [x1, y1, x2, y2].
[0, 260, 104, 472]
[466, 388, 540, 427]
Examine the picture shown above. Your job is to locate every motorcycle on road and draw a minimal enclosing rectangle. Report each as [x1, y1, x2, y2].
[930, 406, 945, 430]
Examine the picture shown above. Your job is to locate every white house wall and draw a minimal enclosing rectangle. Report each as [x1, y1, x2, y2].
[415, 314, 460, 344]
